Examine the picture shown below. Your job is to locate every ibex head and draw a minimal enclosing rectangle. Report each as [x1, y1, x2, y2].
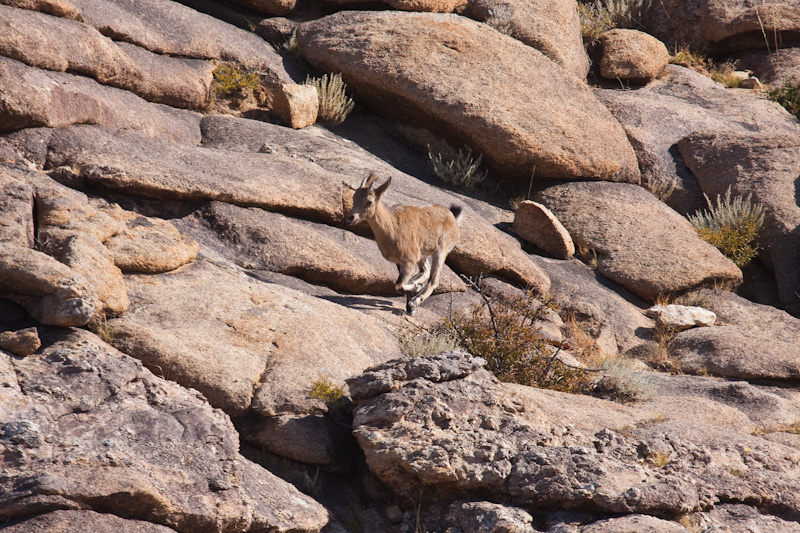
[346, 171, 392, 226]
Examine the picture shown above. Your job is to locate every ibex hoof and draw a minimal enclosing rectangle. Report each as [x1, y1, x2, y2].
[406, 302, 417, 315]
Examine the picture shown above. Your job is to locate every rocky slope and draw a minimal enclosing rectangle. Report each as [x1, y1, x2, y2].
[2, 0, 800, 531]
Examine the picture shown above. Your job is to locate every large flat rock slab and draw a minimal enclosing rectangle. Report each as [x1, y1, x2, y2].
[0, 56, 200, 142]
[107, 260, 402, 416]
[43, 125, 343, 223]
[678, 131, 800, 316]
[0, 4, 214, 109]
[534, 181, 742, 302]
[297, 11, 638, 182]
[0, 328, 328, 532]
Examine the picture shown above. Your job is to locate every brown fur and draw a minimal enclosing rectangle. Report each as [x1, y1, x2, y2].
[346, 172, 461, 313]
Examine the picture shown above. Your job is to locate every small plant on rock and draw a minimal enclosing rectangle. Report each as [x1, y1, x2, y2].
[768, 78, 800, 117]
[486, 4, 514, 36]
[309, 376, 351, 420]
[399, 327, 459, 358]
[304, 73, 355, 126]
[578, 1, 615, 45]
[689, 186, 765, 268]
[644, 175, 677, 202]
[213, 64, 261, 97]
[594, 354, 656, 403]
[428, 144, 488, 188]
[431, 279, 592, 393]
[708, 58, 742, 88]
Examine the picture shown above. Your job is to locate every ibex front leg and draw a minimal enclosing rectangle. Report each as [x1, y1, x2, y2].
[395, 262, 421, 315]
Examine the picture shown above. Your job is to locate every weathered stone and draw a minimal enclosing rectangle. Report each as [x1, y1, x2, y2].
[0, 0, 82, 19]
[442, 501, 535, 533]
[0, 170, 34, 247]
[348, 353, 800, 519]
[738, 47, 800, 88]
[0, 510, 176, 533]
[599, 29, 669, 83]
[696, 503, 800, 532]
[581, 514, 689, 532]
[325, 0, 462, 12]
[68, 0, 290, 80]
[102, 205, 198, 273]
[226, 0, 295, 16]
[0, 56, 201, 143]
[181, 201, 464, 296]
[0, 327, 40, 356]
[44, 125, 343, 223]
[254, 17, 297, 47]
[512, 200, 574, 259]
[669, 289, 800, 380]
[297, 11, 639, 183]
[107, 260, 402, 417]
[645, 304, 717, 330]
[640, 0, 800, 53]
[0, 328, 328, 532]
[272, 83, 319, 129]
[595, 65, 800, 215]
[199, 115, 551, 292]
[534, 181, 742, 302]
[468, 0, 589, 79]
[0, 246, 97, 326]
[0, 4, 214, 109]
[678, 131, 800, 315]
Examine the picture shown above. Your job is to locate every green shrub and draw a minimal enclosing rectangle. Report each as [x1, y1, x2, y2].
[304, 73, 355, 126]
[689, 186, 765, 268]
[213, 64, 260, 97]
[768, 78, 800, 117]
[428, 144, 488, 188]
[308, 376, 351, 420]
[430, 284, 591, 393]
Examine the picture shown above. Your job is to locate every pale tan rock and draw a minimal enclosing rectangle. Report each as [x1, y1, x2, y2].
[272, 83, 319, 129]
[108, 260, 402, 417]
[0, 328, 329, 532]
[0, 510, 176, 533]
[0, 245, 97, 326]
[600, 29, 669, 83]
[0, 171, 34, 247]
[227, 0, 295, 16]
[0, 56, 201, 144]
[0, 327, 40, 356]
[325, 0, 464, 13]
[535, 181, 742, 302]
[0, 0, 82, 19]
[645, 304, 717, 330]
[297, 11, 639, 183]
[469, 0, 589, 79]
[512, 200, 574, 259]
[102, 206, 198, 273]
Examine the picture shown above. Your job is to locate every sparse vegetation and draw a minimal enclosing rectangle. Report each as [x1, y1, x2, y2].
[428, 144, 488, 188]
[669, 46, 708, 73]
[308, 376, 351, 419]
[576, 245, 600, 269]
[708, 58, 742, 88]
[578, 0, 651, 43]
[430, 280, 592, 393]
[689, 186, 765, 268]
[304, 73, 355, 126]
[399, 327, 459, 358]
[89, 315, 115, 344]
[670, 47, 745, 88]
[595, 354, 657, 403]
[213, 64, 261, 97]
[647, 450, 672, 468]
[485, 4, 514, 36]
[644, 175, 678, 202]
[282, 29, 299, 55]
[768, 78, 800, 117]
[509, 195, 527, 211]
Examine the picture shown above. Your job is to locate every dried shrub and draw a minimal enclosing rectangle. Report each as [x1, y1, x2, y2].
[644, 175, 677, 202]
[689, 186, 765, 268]
[399, 328, 459, 358]
[304, 73, 355, 126]
[486, 4, 514, 36]
[213, 64, 260, 97]
[594, 354, 657, 403]
[428, 144, 488, 188]
[708, 58, 741, 88]
[431, 281, 592, 393]
[669, 46, 708, 74]
[578, 2, 614, 45]
[769, 78, 800, 117]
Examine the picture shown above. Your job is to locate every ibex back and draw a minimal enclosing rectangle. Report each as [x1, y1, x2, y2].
[346, 171, 462, 314]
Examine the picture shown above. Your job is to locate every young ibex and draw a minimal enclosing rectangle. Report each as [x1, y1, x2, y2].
[346, 171, 463, 315]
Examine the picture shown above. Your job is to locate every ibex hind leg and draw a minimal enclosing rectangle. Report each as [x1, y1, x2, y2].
[407, 257, 432, 293]
[409, 251, 446, 311]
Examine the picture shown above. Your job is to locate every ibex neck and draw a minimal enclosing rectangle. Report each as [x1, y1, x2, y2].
[366, 200, 398, 242]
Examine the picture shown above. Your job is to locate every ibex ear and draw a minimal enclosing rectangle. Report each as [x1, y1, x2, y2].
[361, 171, 377, 189]
[373, 176, 392, 200]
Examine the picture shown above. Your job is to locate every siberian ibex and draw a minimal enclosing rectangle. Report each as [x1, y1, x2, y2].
[346, 171, 462, 315]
